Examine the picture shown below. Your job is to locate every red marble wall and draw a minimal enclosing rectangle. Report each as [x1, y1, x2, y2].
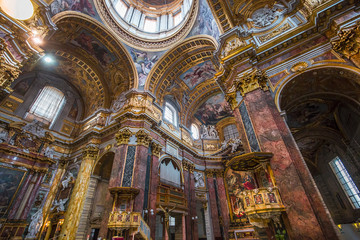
[242, 88, 338, 239]
[149, 154, 160, 240]
[207, 176, 222, 239]
[133, 145, 150, 212]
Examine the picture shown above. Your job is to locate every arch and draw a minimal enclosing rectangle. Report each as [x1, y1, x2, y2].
[48, 12, 137, 115]
[275, 65, 360, 111]
[92, 151, 115, 180]
[158, 155, 185, 186]
[145, 35, 218, 102]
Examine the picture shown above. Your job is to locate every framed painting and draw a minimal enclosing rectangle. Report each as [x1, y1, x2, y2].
[0, 165, 27, 214]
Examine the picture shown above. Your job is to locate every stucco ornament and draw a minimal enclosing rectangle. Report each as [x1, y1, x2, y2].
[52, 198, 69, 212]
[248, 4, 285, 28]
[25, 208, 43, 239]
[194, 171, 205, 188]
[61, 172, 74, 189]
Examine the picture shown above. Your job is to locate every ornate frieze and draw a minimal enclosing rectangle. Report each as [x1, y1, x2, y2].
[150, 142, 163, 157]
[205, 169, 224, 178]
[115, 128, 132, 145]
[234, 69, 269, 96]
[135, 130, 152, 147]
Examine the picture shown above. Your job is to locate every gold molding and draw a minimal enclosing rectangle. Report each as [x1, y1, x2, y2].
[115, 128, 133, 145]
[235, 68, 269, 96]
[135, 130, 152, 147]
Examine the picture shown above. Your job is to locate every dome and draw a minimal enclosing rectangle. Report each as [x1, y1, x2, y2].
[97, 0, 198, 51]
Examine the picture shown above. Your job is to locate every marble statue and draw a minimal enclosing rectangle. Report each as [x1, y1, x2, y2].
[25, 208, 43, 239]
[44, 146, 56, 158]
[201, 125, 219, 139]
[0, 127, 8, 143]
[52, 198, 68, 212]
[194, 171, 205, 188]
[61, 172, 74, 189]
[208, 125, 218, 138]
[229, 138, 242, 153]
[23, 120, 46, 138]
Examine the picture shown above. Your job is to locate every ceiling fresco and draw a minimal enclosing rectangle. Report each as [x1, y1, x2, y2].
[187, 0, 220, 41]
[180, 60, 216, 90]
[194, 93, 233, 125]
[50, 0, 102, 22]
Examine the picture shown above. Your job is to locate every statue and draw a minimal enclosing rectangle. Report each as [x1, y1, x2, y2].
[52, 198, 68, 212]
[159, 205, 176, 236]
[229, 138, 242, 153]
[61, 172, 74, 189]
[247, 4, 285, 28]
[201, 125, 209, 139]
[208, 125, 218, 138]
[43, 146, 56, 158]
[23, 120, 46, 138]
[221, 140, 228, 150]
[25, 208, 43, 239]
[194, 171, 205, 188]
[0, 127, 8, 143]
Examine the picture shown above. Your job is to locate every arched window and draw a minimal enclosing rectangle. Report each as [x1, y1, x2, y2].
[160, 159, 181, 187]
[223, 124, 239, 140]
[29, 86, 65, 123]
[191, 124, 199, 140]
[330, 156, 360, 209]
[164, 102, 177, 126]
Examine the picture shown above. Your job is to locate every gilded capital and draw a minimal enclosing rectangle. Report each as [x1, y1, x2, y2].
[182, 160, 195, 173]
[115, 128, 132, 145]
[151, 142, 163, 157]
[332, 24, 360, 59]
[205, 169, 214, 178]
[235, 69, 269, 96]
[225, 92, 238, 110]
[82, 145, 99, 160]
[135, 130, 152, 147]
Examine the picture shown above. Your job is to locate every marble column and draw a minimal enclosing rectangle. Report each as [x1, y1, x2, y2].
[182, 161, 192, 240]
[232, 69, 339, 239]
[332, 23, 360, 68]
[59, 145, 99, 240]
[20, 170, 45, 219]
[8, 170, 35, 219]
[98, 128, 132, 238]
[149, 142, 162, 240]
[41, 158, 68, 228]
[205, 170, 221, 239]
[189, 168, 198, 240]
[133, 129, 152, 212]
[216, 172, 230, 240]
[182, 214, 186, 240]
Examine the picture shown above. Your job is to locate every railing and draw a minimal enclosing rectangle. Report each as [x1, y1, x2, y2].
[241, 187, 285, 216]
[107, 212, 150, 240]
[157, 183, 187, 210]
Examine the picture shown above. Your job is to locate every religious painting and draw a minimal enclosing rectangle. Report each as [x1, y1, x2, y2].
[254, 194, 264, 204]
[255, 167, 273, 188]
[68, 101, 79, 120]
[225, 169, 257, 221]
[71, 30, 116, 67]
[187, 0, 220, 41]
[194, 93, 233, 125]
[127, 46, 164, 89]
[50, 0, 100, 21]
[268, 193, 277, 203]
[13, 78, 34, 96]
[180, 61, 216, 89]
[0, 166, 26, 214]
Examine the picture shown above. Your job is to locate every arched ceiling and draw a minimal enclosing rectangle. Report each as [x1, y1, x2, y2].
[42, 13, 136, 117]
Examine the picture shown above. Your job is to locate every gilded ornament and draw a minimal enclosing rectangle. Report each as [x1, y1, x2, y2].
[82, 145, 99, 160]
[135, 130, 152, 147]
[115, 128, 132, 145]
[290, 62, 308, 72]
[332, 24, 360, 59]
[151, 142, 163, 157]
[235, 69, 269, 96]
[225, 92, 238, 110]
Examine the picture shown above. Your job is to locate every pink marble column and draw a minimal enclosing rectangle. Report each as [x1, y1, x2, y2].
[206, 173, 221, 239]
[241, 88, 339, 239]
[189, 171, 198, 240]
[99, 131, 130, 238]
[8, 170, 34, 219]
[216, 176, 230, 239]
[149, 144, 161, 240]
[183, 166, 191, 240]
[182, 214, 186, 240]
[20, 171, 45, 219]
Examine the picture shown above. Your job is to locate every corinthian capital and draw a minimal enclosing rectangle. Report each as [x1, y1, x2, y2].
[235, 69, 269, 96]
[115, 128, 132, 145]
[151, 142, 163, 157]
[332, 24, 360, 59]
[135, 130, 152, 147]
[82, 145, 99, 160]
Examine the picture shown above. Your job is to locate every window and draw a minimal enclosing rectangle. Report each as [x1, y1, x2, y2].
[191, 124, 199, 140]
[114, 0, 128, 18]
[144, 17, 157, 33]
[223, 124, 239, 141]
[330, 156, 360, 209]
[173, 11, 182, 26]
[164, 102, 177, 126]
[29, 86, 65, 123]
